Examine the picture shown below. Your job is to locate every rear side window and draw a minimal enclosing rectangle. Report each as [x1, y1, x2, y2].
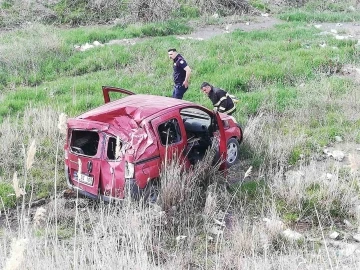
[158, 119, 182, 145]
[70, 130, 99, 156]
[107, 137, 123, 160]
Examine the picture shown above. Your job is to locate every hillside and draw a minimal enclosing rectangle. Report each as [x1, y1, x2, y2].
[1, 0, 360, 269]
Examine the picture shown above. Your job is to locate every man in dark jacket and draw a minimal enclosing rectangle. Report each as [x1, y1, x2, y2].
[168, 48, 191, 99]
[200, 82, 236, 115]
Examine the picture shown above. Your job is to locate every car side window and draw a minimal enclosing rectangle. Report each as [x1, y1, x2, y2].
[107, 136, 122, 160]
[158, 119, 182, 145]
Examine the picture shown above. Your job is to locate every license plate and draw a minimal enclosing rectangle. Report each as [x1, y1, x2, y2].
[74, 171, 94, 185]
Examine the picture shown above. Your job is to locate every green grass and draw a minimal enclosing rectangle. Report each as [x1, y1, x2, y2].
[279, 0, 360, 22]
[279, 11, 360, 22]
[61, 19, 192, 45]
[0, 182, 16, 209]
[1, 10, 360, 205]
[0, 21, 358, 152]
[2, 3, 360, 267]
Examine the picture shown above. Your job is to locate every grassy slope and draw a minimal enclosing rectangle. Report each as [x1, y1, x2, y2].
[1, 1, 360, 268]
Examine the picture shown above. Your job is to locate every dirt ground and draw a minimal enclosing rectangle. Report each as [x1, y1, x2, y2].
[316, 21, 360, 40]
[180, 15, 281, 40]
[94, 15, 282, 48]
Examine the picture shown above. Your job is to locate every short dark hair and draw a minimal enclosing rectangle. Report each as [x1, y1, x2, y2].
[168, 48, 177, 52]
[200, 82, 211, 89]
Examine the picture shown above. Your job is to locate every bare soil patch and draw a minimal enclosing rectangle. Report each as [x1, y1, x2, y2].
[78, 15, 282, 50]
[315, 22, 360, 40]
[179, 15, 281, 40]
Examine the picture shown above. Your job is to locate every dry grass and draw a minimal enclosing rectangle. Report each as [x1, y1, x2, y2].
[0, 106, 64, 179]
[3, 238, 28, 270]
[11, 172, 25, 198]
[26, 140, 36, 171]
[2, 194, 359, 269]
[0, 23, 62, 79]
[1, 80, 359, 270]
[273, 159, 359, 222]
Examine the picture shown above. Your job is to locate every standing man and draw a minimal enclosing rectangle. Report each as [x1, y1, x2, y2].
[168, 48, 191, 99]
[200, 82, 236, 115]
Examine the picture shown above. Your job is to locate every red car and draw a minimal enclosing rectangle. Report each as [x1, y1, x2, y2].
[64, 86, 243, 201]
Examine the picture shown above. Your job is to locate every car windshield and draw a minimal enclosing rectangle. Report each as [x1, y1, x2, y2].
[180, 108, 211, 120]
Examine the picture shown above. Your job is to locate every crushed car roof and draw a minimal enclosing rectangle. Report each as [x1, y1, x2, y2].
[78, 94, 194, 125]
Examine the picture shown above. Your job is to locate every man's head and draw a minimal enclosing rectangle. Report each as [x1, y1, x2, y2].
[200, 82, 212, 94]
[168, 48, 178, 60]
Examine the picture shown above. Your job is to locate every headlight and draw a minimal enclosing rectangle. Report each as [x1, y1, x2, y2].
[229, 115, 237, 123]
[125, 162, 135, 178]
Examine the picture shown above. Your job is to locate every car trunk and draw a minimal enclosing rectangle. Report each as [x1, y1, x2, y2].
[66, 119, 110, 198]
[67, 129, 102, 197]
[66, 119, 129, 199]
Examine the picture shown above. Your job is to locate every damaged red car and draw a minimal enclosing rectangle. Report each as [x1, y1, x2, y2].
[64, 86, 243, 201]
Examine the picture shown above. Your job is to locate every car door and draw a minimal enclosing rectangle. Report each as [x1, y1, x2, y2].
[151, 112, 189, 167]
[212, 111, 227, 169]
[66, 120, 105, 197]
[98, 135, 126, 199]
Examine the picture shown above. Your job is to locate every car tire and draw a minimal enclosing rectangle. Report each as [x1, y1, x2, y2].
[226, 138, 240, 168]
[142, 180, 160, 204]
[236, 123, 243, 144]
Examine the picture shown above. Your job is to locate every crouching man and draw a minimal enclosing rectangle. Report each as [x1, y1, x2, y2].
[200, 82, 236, 115]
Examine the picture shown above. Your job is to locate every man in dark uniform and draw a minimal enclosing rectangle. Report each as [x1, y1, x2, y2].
[200, 82, 236, 115]
[168, 48, 191, 99]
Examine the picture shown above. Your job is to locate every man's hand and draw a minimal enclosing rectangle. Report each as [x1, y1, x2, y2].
[183, 66, 191, 88]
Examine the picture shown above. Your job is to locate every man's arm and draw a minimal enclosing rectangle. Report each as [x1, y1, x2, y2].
[216, 90, 229, 113]
[182, 66, 191, 88]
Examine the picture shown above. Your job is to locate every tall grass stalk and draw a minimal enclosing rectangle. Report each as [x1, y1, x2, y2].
[315, 205, 334, 270]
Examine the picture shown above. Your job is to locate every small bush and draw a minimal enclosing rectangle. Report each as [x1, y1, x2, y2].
[0, 182, 16, 209]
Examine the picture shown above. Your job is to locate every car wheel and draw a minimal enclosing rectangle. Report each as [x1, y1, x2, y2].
[226, 138, 240, 167]
[142, 180, 159, 204]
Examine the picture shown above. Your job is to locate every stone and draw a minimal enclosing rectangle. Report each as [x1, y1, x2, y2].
[339, 243, 359, 257]
[335, 136, 343, 142]
[214, 218, 226, 227]
[333, 150, 345, 161]
[344, 219, 353, 228]
[329, 231, 340, 239]
[335, 35, 346, 40]
[353, 234, 360, 242]
[93, 41, 102, 46]
[282, 229, 303, 241]
[263, 218, 284, 231]
[209, 226, 223, 235]
[176, 235, 187, 242]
